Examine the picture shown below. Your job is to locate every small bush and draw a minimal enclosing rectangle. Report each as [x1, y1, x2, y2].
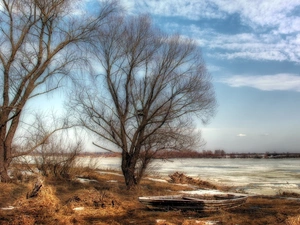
[33, 137, 82, 180]
[169, 172, 217, 189]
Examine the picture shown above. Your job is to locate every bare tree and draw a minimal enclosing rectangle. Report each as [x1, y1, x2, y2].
[0, 0, 118, 182]
[70, 15, 216, 189]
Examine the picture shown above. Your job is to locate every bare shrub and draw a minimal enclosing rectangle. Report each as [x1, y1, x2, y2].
[169, 172, 217, 189]
[33, 136, 83, 180]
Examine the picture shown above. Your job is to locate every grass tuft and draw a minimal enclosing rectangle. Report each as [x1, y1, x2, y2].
[1, 166, 300, 225]
[286, 215, 300, 225]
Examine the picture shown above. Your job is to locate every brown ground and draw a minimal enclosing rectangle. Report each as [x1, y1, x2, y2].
[0, 170, 299, 225]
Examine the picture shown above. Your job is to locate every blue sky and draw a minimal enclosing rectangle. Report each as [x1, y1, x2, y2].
[115, 0, 300, 153]
[27, 0, 300, 153]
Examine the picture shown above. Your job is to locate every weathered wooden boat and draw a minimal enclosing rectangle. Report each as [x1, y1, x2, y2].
[138, 193, 248, 211]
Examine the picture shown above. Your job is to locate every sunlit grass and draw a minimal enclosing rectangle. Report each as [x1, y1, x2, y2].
[286, 215, 300, 225]
[1, 165, 300, 224]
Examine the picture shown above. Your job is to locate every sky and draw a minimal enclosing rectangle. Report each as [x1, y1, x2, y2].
[115, 0, 300, 153]
[27, 0, 300, 153]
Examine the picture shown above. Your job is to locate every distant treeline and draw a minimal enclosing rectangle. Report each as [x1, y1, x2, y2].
[77, 150, 300, 159]
[153, 150, 300, 159]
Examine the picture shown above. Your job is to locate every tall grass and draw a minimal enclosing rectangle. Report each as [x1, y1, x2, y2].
[286, 215, 300, 225]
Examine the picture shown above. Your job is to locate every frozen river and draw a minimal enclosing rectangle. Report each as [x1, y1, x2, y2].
[81, 157, 300, 195]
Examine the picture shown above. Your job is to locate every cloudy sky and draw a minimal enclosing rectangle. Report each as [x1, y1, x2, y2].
[113, 0, 300, 153]
[27, 0, 300, 153]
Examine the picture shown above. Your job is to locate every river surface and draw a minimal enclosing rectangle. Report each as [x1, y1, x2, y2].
[79, 157, 300, 195]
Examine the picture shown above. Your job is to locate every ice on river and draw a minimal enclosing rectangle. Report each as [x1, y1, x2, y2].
[82, 157, 300, 196]
[20, 156, 300, 195]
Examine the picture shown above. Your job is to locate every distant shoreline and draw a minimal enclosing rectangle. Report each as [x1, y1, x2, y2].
[27, 151, 300, 159]
[76, 152, 300, 159]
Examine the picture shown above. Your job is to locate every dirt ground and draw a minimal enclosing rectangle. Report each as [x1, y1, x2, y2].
[0, 170, 299, 225]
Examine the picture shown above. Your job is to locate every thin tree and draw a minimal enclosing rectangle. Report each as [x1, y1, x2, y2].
[70, 15, 216, 189]
[0, 0, 118, 182]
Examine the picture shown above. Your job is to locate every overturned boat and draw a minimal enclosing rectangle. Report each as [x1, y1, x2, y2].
[139, 193, 248, 211]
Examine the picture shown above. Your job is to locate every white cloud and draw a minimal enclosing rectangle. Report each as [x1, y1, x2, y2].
[206, 64, 223, 73]
[277, 16, 300, 34]
[210, 51, 289, 62]
[237, 134, 247, 137]
[211, 0, 300, 34]
[220, 73, 300, 92]
[127, 1, 226, 20]
[174, 23, 300, 62]
[95, 0, 300, 64]
[121, 0, 300, 34]
[118, 0, 300, 63]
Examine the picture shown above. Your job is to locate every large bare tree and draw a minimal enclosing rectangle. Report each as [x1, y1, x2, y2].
[0, 0, 118, 182]
[70, 15, 216, 189]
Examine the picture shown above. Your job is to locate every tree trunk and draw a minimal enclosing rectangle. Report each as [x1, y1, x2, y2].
[0, 124, 13, 182]
[0, 158, 11, 182]
[0, 125, 14, 183]
[121, 152, 138, 190]
[122, 168, 137, 190]
[0, 105, 21, 182]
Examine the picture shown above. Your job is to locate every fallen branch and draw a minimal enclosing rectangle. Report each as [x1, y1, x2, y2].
[27, 178, 43, 198]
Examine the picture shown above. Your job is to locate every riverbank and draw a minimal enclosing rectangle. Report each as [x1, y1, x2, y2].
[1, 169, 300, 225]
[75, 157, 300, 196]
[19, 156, 300, 196]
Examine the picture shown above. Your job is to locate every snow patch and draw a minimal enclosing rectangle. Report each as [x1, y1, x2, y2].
[180, 189, 224, 195]
[147, 177, 168, 183]
[107, 180, 118, 183]
[75, 177, 99, 184]
[1, 206, 15, 210]
[73, 207, 85, 211]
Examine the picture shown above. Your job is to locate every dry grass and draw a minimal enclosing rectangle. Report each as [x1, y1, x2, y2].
[168, 172, 231, 192]
[0, 183, 28, 208]
[1, 169, 300, 225]
[286, 215, 300, 225]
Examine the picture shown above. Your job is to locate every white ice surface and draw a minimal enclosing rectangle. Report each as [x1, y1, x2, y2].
[94, 158, 300, 195]
[16, 156, 300, 195]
